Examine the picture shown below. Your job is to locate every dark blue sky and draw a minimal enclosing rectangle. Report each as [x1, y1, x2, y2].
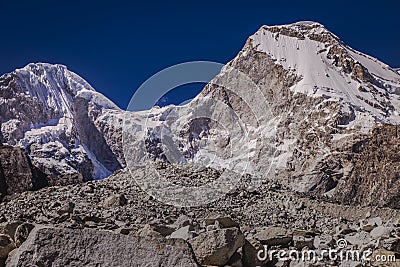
[1, 0, 399, 108]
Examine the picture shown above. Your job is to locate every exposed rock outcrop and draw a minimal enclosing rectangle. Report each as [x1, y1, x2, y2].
[333, 124, 400, 208]
[0, 146, 47, 200]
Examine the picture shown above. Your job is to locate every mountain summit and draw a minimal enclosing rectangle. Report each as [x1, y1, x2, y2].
[0, 63, 124, 188]
[252, 22, 400, 124]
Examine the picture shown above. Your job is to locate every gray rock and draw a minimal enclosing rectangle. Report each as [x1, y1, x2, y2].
[56, 202, 75, 215]
[361, 217, 383, 232]
[135, 224, 163, 237]
[189, 227, 245, 266]
[151, 224, 175, 237]
[14, 223, 35, 247]
[313, 235, 333, 249]
[370, 226, 393, 239]
[242, 239, 269, 267]
[344, 231, 372, 247]
[293, 235, 314, 249]
[81, 184, 94, 194]
[204, 215, 239, 229]
[227, 252, 243, 267]
[7, 226, 198, 267]
[381, 237, 400, 252]
[254, 227, 292, 246]
[0, 146, 48, 199]
[170, 215, 192, 229]
[169, 226, 193, 241]
[0, 222, 21, 240]
[365, 211, 371, 219]
[0, 234, 15, 266]
[101, 194, 127, 208]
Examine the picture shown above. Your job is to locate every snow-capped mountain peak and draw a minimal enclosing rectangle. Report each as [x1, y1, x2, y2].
[0, 63, 123, 182]
[11, 63, 96, 117]
[250, 22, 400, 126]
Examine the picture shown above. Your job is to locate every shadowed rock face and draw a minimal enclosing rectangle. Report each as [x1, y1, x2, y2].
[73, 96, 122, 174]
[0, 145, 47, 200]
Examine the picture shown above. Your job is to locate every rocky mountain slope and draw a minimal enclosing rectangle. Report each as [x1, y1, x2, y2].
[123, 21, 400, 207]
[0, 166, 399, 266]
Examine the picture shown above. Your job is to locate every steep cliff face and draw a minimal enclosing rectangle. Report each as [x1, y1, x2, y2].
[0, 145, 47, 200]
[333, 125, 400, 208]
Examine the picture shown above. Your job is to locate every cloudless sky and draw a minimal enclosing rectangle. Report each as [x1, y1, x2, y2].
[0, 0, 399, 108]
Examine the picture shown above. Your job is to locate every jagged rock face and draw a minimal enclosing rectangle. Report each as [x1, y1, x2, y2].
[0, 145, 47, 199]
[0, 63, 124, 184]
[333, 125, 400, 208]
[73, 96, 123, 175]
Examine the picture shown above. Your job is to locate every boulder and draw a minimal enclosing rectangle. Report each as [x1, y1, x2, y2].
[56, 202, 75, 215]
[370, 226, 393, 239]
[254, 227, 292, 246]
[6, 226, 198, 267]
[101, 194, 127, 208]
[344, 231, 372, 247]
[293, 235, 314, 249]
[189, 227, 245, 266]
[151, 224, 175, 237]
[204, 215, 239, 228]
[313, 235, 334, 249]
[169, 225, 193, 241]
[14, 223, 35, 247]
[361, 217, 383, 232]
[0, 222, 21, 240]
[170, 214, 192, 229]
[0, 146, 48, 199]
[242, 238, 269, 267]
[135, 224, 163, 237]
[381, 237, 400, 252]
[226, 252, 243, 267]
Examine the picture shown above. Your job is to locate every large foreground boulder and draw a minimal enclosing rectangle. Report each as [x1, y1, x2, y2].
[189, 227, 245, 266]
[6, 226, 198, 267]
